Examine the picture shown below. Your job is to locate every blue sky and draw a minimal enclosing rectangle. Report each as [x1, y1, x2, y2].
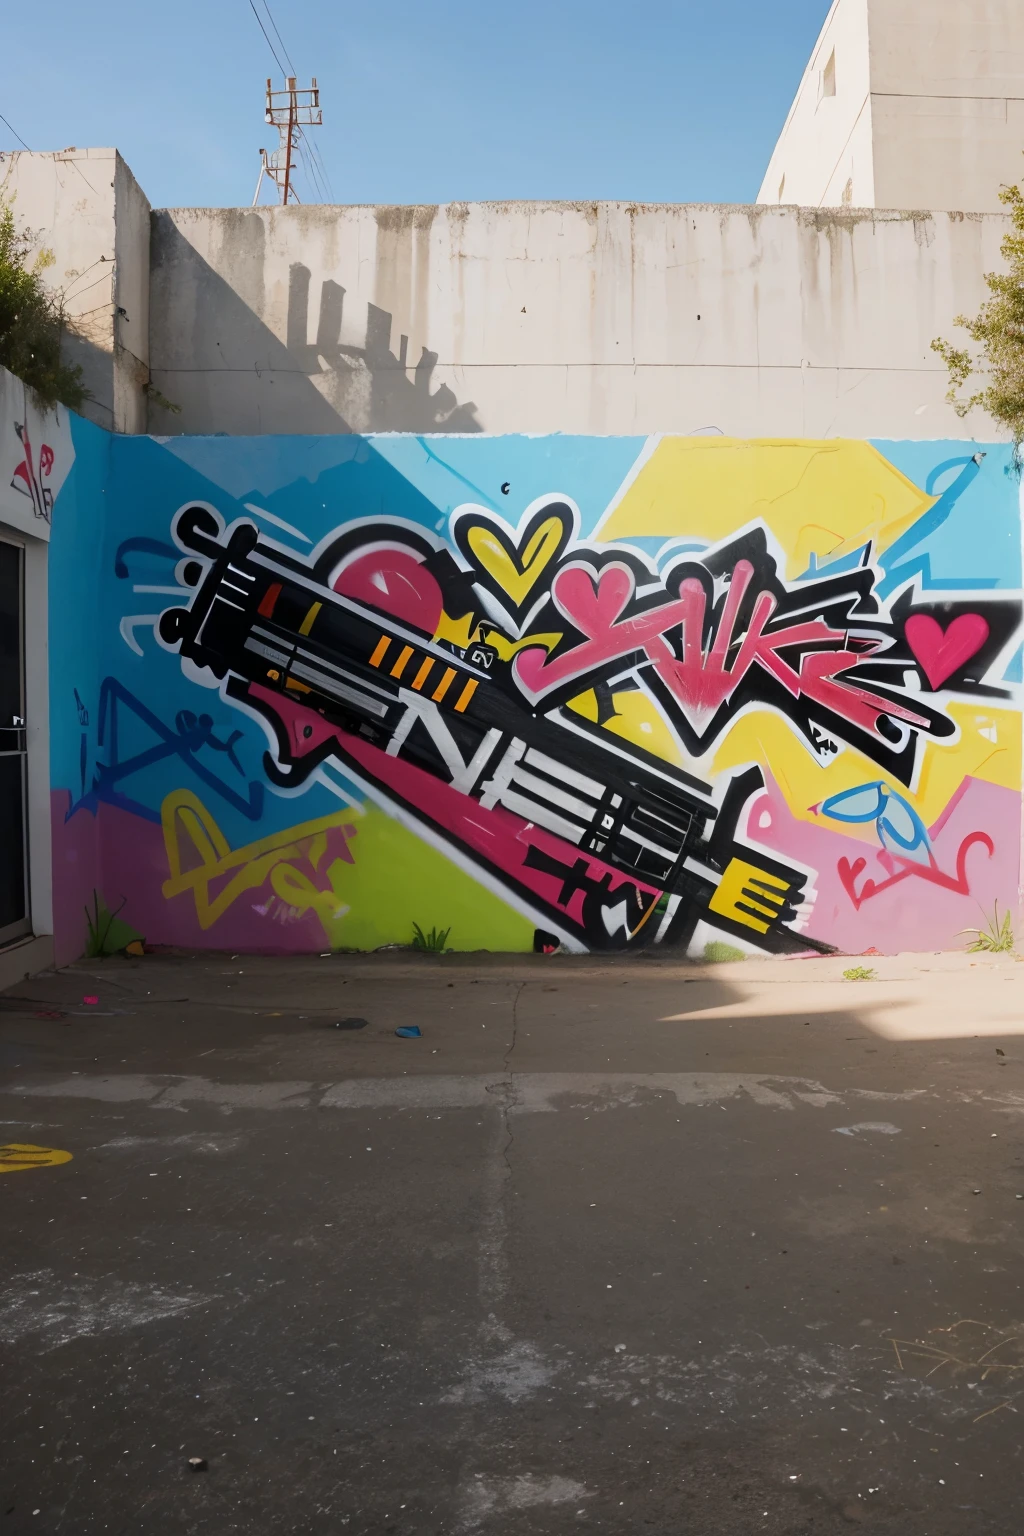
[1, 0, 828, 209]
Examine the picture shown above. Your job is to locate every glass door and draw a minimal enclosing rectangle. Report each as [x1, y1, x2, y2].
[0, 538, 30, 945]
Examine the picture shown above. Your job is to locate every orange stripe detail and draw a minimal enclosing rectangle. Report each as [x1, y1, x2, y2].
[411, 658, 433, 691]
[257, 582, 282, 619]
[390, 645, 414, 679]
[285, 678, 311, 694]
[453, 679, 478, 713]
[432, 667, 457, 702]
[369, 636, 390, 667]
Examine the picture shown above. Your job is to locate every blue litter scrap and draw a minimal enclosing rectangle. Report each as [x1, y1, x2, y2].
[395, 1025, 422, 1038]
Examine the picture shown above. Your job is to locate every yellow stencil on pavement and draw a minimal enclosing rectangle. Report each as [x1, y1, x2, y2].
[0, 1144, 73, 1174]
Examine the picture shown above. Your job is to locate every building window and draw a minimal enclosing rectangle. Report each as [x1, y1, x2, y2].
[821, 49, 836, 98]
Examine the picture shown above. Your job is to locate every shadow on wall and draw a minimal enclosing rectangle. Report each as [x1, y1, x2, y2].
[147, 213, 482, 436]
[288, 265, 482, 434]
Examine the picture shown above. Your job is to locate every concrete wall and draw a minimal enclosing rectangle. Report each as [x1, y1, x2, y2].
[46, 422, 1024, 963]
[0, 149, 150, 432]
[757, 0, 874, 210]
[148, 200, 1009, 442]
[759, 0, 1024, 213]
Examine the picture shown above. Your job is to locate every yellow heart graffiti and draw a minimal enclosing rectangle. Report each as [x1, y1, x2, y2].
[0, 1144, 73, 1174]
[465, 516, 565, 607]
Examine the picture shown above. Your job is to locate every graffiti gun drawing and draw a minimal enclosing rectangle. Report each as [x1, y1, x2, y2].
[158, 503, 831, 955]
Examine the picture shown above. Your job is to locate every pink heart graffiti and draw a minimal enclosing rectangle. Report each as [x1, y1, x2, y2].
[905, 612, 989, 690]
[553, 564, 634, 634]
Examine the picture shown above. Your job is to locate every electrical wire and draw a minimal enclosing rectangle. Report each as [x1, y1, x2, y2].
[244, 2, 333, 205]
[0, 112, 31, 151]
[309, 138, 335, 202]
[296, 131, 327, 203]
[247, 0, 287, 77]
[294, 134, 317, 198]
[258, 0, 296, 77]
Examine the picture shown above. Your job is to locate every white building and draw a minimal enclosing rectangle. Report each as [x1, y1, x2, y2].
[758, 0, 1024, 211]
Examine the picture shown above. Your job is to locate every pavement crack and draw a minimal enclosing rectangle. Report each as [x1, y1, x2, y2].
[501, 983, 525, 1177]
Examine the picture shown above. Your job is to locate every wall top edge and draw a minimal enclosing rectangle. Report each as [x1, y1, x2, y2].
[140, 430, 1008, 447]
[154, 200, 1009, 222]
[0, 147, 117, 161]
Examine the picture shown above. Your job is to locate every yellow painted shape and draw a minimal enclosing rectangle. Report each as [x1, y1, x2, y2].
[454, 679, 478, 713]
[598, 437, 934, 579]
[605, 693, 688, 768]
[161, 789, 360, 931]
[298, 601, 322, 636]
[433, 611, 476, 649]
[709, 858, 789, 935]
[567, 689, 702, 773]
[485, 629, 564, 661]
[915, 702, 1021, 809]
[0, 1144, 72, 1174]
[562, 683, 1019, 837]
[466, 516, 565, 605]
[271, 860, 352, 948]
[159, 790, 533, 951]
[568, 689, 599, 721]
[369, 635, 390, 667]
[709, 703, 1021, 837]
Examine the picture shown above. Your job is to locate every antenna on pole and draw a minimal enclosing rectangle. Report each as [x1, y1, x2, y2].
[253, 75, 323, 206]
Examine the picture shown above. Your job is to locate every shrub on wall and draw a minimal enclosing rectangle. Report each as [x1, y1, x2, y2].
[0, 195, 87, 410]
[933, 169, 1024, 466]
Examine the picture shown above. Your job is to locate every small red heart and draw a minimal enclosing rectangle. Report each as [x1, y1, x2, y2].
[905, 612, 989, 690]
[837, 857, 866, 904]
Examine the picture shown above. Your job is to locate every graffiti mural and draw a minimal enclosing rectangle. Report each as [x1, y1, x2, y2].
[47, 430, 1023, 961]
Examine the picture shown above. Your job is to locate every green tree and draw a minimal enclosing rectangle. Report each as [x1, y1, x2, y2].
[0, 195, 87, 410]
[932, 174, 1024, 466]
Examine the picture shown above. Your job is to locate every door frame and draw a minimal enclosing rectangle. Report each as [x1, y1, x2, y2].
[0, 523, 51, 950]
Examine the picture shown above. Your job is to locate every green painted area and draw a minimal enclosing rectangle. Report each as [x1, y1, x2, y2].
[703, 940, 746, 964]
[330, 809, 535, 952]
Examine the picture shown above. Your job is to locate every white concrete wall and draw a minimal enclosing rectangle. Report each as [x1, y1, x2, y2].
[148, 200, 1009, 442]
[758, 0, 874, 210]
[759, 0, 1024, 213]
[869, 0, 1024, 212]
[112, 155, 151, 434]
[0, 149, 150, 432]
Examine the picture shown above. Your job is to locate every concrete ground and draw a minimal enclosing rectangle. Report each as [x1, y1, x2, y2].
[2, 948, 1024, 1535]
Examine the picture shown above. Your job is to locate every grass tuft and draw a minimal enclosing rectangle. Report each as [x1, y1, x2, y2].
[960, 901, 1015, 954]
[411, 923, 452, 954]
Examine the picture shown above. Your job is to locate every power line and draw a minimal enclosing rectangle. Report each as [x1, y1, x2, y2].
[0, 112, 30, 151]
[258, 0, 296, 77]
[247, 0, 287, 76]
[296, 130, 326, 202]
[309, 137, 335, 202]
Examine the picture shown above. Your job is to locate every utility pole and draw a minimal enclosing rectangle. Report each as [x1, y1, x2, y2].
[253, 76, 322, 206]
